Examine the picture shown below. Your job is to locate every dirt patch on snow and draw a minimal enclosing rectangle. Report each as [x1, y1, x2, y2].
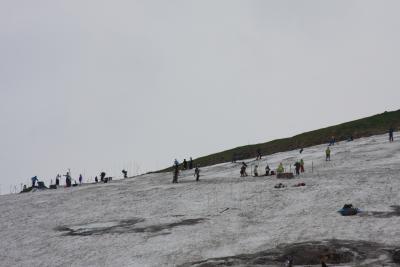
[56, 218, 206, 237]
[180, 239, 400, 267]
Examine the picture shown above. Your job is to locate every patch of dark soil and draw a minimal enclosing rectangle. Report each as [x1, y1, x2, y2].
[180, 239, 400, 267]
[56, 218, 206, 237]
[361, 205, 400, 218]
[393, 249, 400, 263]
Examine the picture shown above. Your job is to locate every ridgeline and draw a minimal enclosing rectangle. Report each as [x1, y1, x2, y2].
[158, 109, 399, 172]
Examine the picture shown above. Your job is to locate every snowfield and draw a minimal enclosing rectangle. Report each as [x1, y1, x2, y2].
[0, 133, 399, 267]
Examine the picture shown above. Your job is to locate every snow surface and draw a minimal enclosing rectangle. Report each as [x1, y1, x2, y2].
[0, 133, 399, 267]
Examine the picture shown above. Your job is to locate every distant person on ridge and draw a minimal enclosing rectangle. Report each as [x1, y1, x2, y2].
[100, 172, 106, 182]
[194, 166, 200, 181]
[300, 159, 305, 173]
[55, 174, 60, 186]
[389, 127, 394, 142]
[172, 163, 179, 183]
[122, 169, 128, 178]
[183, 159, 188, 170]
[256, 148, 262, 160]
[95, 176, 98, 183]
[232, 153, 237, 163]
[64, 172, 72, 187]
[189, 157, 193, 169]
[329, 136, 336, 146]
[325, 147, 331, 161]
[31, 176, 38, 187]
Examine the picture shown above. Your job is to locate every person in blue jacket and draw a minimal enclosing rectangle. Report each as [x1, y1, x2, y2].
[31, 176, 38, 187]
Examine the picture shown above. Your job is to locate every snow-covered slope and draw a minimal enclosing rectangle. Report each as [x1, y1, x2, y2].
[0, 133, 399, 267]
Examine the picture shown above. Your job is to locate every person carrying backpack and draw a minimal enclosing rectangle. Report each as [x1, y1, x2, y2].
[294, 161, 301, 176]
[277, 163, 284, 174]
[325, 147, 331, 161]
[31, 176, 38, 187]
[265, 165, 271, 176]
[100, 172, 106, 182]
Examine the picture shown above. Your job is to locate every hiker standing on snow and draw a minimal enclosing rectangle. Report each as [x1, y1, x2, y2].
[253, 165, 259, 177]
[172, 163, 179, 183]
[240, 162, 248, 177]
[300, 159, 305, 173]
[329, 136, 336, 146]
[183, 159, 188, 170]
[265, 165, 271, 176]
[79, 174, 83, 184]
[189, 157, 193, 169]
[122, 169, 128, 178]
[294, 161, 301, 175]
[31, 176, 38, 187]
[64, 172, 72, 187]
[55, 174, 60, 186]
[325, 147, 331, 161]
[256, 148, 262, 160]
[100, 172, 106, 182]
[277, 163, 284, 174]
[194, 166, 200, 181]
[389, 127, 394, 142]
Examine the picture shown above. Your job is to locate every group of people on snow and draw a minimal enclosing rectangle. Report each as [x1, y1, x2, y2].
[181, 157, 194, 170]
[172, 157, 200, 183]
[294, 159, 305, 175]
[26, 168, 128, 192]
[236, 127, 396, 179]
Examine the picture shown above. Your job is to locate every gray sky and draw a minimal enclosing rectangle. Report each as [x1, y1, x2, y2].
[1, 0, 399, 193]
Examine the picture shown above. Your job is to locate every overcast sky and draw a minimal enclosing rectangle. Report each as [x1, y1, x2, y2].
[1, 0, 399, 194]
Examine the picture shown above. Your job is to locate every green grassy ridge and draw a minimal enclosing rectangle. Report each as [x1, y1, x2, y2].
[157, 109, 399, 173]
